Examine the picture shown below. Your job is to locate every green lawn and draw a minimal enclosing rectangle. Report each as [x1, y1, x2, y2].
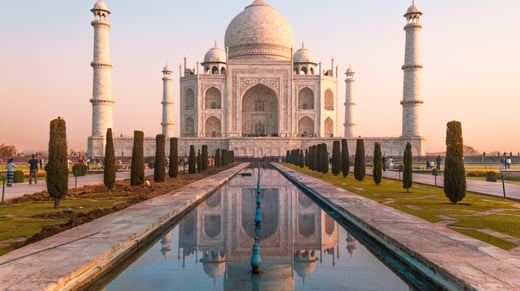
[284, 163, 520, 250]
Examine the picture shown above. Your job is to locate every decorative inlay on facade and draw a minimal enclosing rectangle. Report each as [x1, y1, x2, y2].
[239, 77, 280, 95]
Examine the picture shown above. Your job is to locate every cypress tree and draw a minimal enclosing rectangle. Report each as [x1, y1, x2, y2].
[373, 142, 382, 185]
[168, 137, 178, 178]
[403, 143, 413, 192]
[46, 117, 68, 208]
[222, 149, 228, 166]
[332, 140, 341, 176]
[316, 144, 323, 173]
[154, 134, 166, 182]
[444, 121, 466, 204]
[321, 143, 329, 174]
[130, 130, 145, 186]
[197, 149, 202, 172]
[215, 148, 221, 167]
[104, 128, 116, 191]
[305, 148, 309, 168]
[188, 145, 196, 174]
[354, 139, 366, 181]
[202, 145, 209, 170]
[312, 145, 318, 172]
[299, 149, 304, 168]
[341, 139, 350, 177]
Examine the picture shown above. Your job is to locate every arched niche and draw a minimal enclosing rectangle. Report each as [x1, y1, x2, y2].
[205, 116, 221, 137]
[324, 89, 334, 111]
[324, 117, 334, 137]
[298, 116, 314, 137]
[185, 117, 195, 137]
[185, 88, 195, 111]
[241, 84, 279, 137]
[205, 87, 221, 109]
[298, 87, 314, 109]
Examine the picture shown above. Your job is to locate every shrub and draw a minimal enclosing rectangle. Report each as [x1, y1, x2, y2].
[373, 142, 382, 185]
[341, 139, 349, 177]
[104, 128, 116, 191]
[485, 171, 498, 182]
[444, 121, 466, 204]
[131, 131, 145, 186]
[154, 134, 166, 182]
[46, 117, 68, 208]
[403, 143, 412, 192]
[13, 170, 24, 183]
[72, 164, 88, 177]
[188, 145, 196, 174]
[144, 157, 155, 169]
[202, 145, 209, 170]
[168, 138, 178, 178]
[354, 139, 365, 181]
[332, 141, 341, 176]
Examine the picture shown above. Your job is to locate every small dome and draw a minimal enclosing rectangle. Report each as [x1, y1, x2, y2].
[92, 0, 109, 11]
[293, 44, 316, 64]
[225, 0, 294, 60]
[203, 44, 227, 63]
[405, 4, 422, 15]
[162, 63, 172, 72]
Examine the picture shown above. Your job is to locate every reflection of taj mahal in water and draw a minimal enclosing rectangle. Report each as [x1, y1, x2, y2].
[88, 0, 426, 157]
[166, 167, 347, 287]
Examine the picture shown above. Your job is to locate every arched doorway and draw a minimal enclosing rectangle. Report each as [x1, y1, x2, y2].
[324, 117, 334, 137]
[241, 84, 278, 137]
[298, 116, 314, 137]
[205, 117, 221, 137]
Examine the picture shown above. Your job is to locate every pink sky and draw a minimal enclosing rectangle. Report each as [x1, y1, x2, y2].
[1, 0, 519, 155]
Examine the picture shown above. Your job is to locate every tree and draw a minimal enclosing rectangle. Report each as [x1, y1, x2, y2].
[316, 144, 323, 173]
[168, 137, 178, 178]
[444, 121, 466, 204]
[46, 117, 68, 208]
[321, 143, 329, 174]
[403, 143, 413, 192]
[104, 128, 116, 191]
[188, 145, 196, 174]
[341, 139, 350, 177]
[299, 149, 304, 168]
[354, 139, 365, 181]
[154, 134, 166, 182]
[130, 131, 145, 186]
[0, 144, 16, 157]
[373, 142, 382, 185]
[202, 145, 209, 170]
[197, 149, 202, 172]
[332, 141, 341, 176]
[215, 148, 221, 167]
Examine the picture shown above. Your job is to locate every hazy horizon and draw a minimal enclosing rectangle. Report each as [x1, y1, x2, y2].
[1, 0, 519, 155]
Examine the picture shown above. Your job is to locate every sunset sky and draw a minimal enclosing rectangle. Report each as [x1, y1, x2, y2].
[1, 0, 519, 155]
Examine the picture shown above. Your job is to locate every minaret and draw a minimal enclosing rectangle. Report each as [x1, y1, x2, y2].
[161, 64, 174, 138]
[401, 2, 423, 137]
[344, 65, 356, 138]
[88, 0, 114, 155]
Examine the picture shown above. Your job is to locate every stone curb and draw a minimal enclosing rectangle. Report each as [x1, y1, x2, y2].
[0, 163, 249, 291]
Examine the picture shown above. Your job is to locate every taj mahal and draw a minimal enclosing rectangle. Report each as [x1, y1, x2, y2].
[87, 0, 425, 158]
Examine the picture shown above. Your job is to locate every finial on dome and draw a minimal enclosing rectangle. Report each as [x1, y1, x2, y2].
[248, 0, 269, 7]
[214, 40, 217, 48]
[301, 41, 305, 49]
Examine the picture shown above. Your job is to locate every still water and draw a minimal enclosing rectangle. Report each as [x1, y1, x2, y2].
[93, 166, 415, 290]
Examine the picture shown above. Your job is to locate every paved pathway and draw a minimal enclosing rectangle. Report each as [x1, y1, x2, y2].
[381, 170, 520, 201]
[1, 170, 153, 202]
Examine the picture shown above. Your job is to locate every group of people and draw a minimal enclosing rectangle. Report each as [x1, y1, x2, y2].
[4, 154, 41, 187]
[501, 156, 512, 169]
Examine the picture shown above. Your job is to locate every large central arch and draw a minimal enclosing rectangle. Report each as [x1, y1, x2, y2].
[241, 84, 279, 137]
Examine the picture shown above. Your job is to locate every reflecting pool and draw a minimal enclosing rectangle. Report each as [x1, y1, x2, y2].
[91, 166, 419, 290]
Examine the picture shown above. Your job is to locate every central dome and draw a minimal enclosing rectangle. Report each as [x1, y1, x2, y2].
[224, 0, 294, 60]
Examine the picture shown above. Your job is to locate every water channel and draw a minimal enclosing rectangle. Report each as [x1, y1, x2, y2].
[89, 164, 437, 290]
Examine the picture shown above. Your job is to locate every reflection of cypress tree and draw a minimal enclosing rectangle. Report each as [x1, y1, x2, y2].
[341, 139, 350, 177]
[154, 134, 166, 182]
[354, 139, 365, 181]
[403, 143, 412, 192]
[104, 128, 116, 191]
[444, 121, 466, 204]
[188, 145, 196, 174]
[47, 117, 68, 208]
[131, 131, 145, 186]
[332, 140, 341, 176]
[168, 138, 178, 178]
[373, 142, 382, 185]
[299, 149, 304, 168]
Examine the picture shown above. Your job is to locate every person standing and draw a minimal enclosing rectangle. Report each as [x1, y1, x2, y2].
[6, 158, 16, 187]
[27, 154, 39, 184]
[436, 155, 442, 170]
